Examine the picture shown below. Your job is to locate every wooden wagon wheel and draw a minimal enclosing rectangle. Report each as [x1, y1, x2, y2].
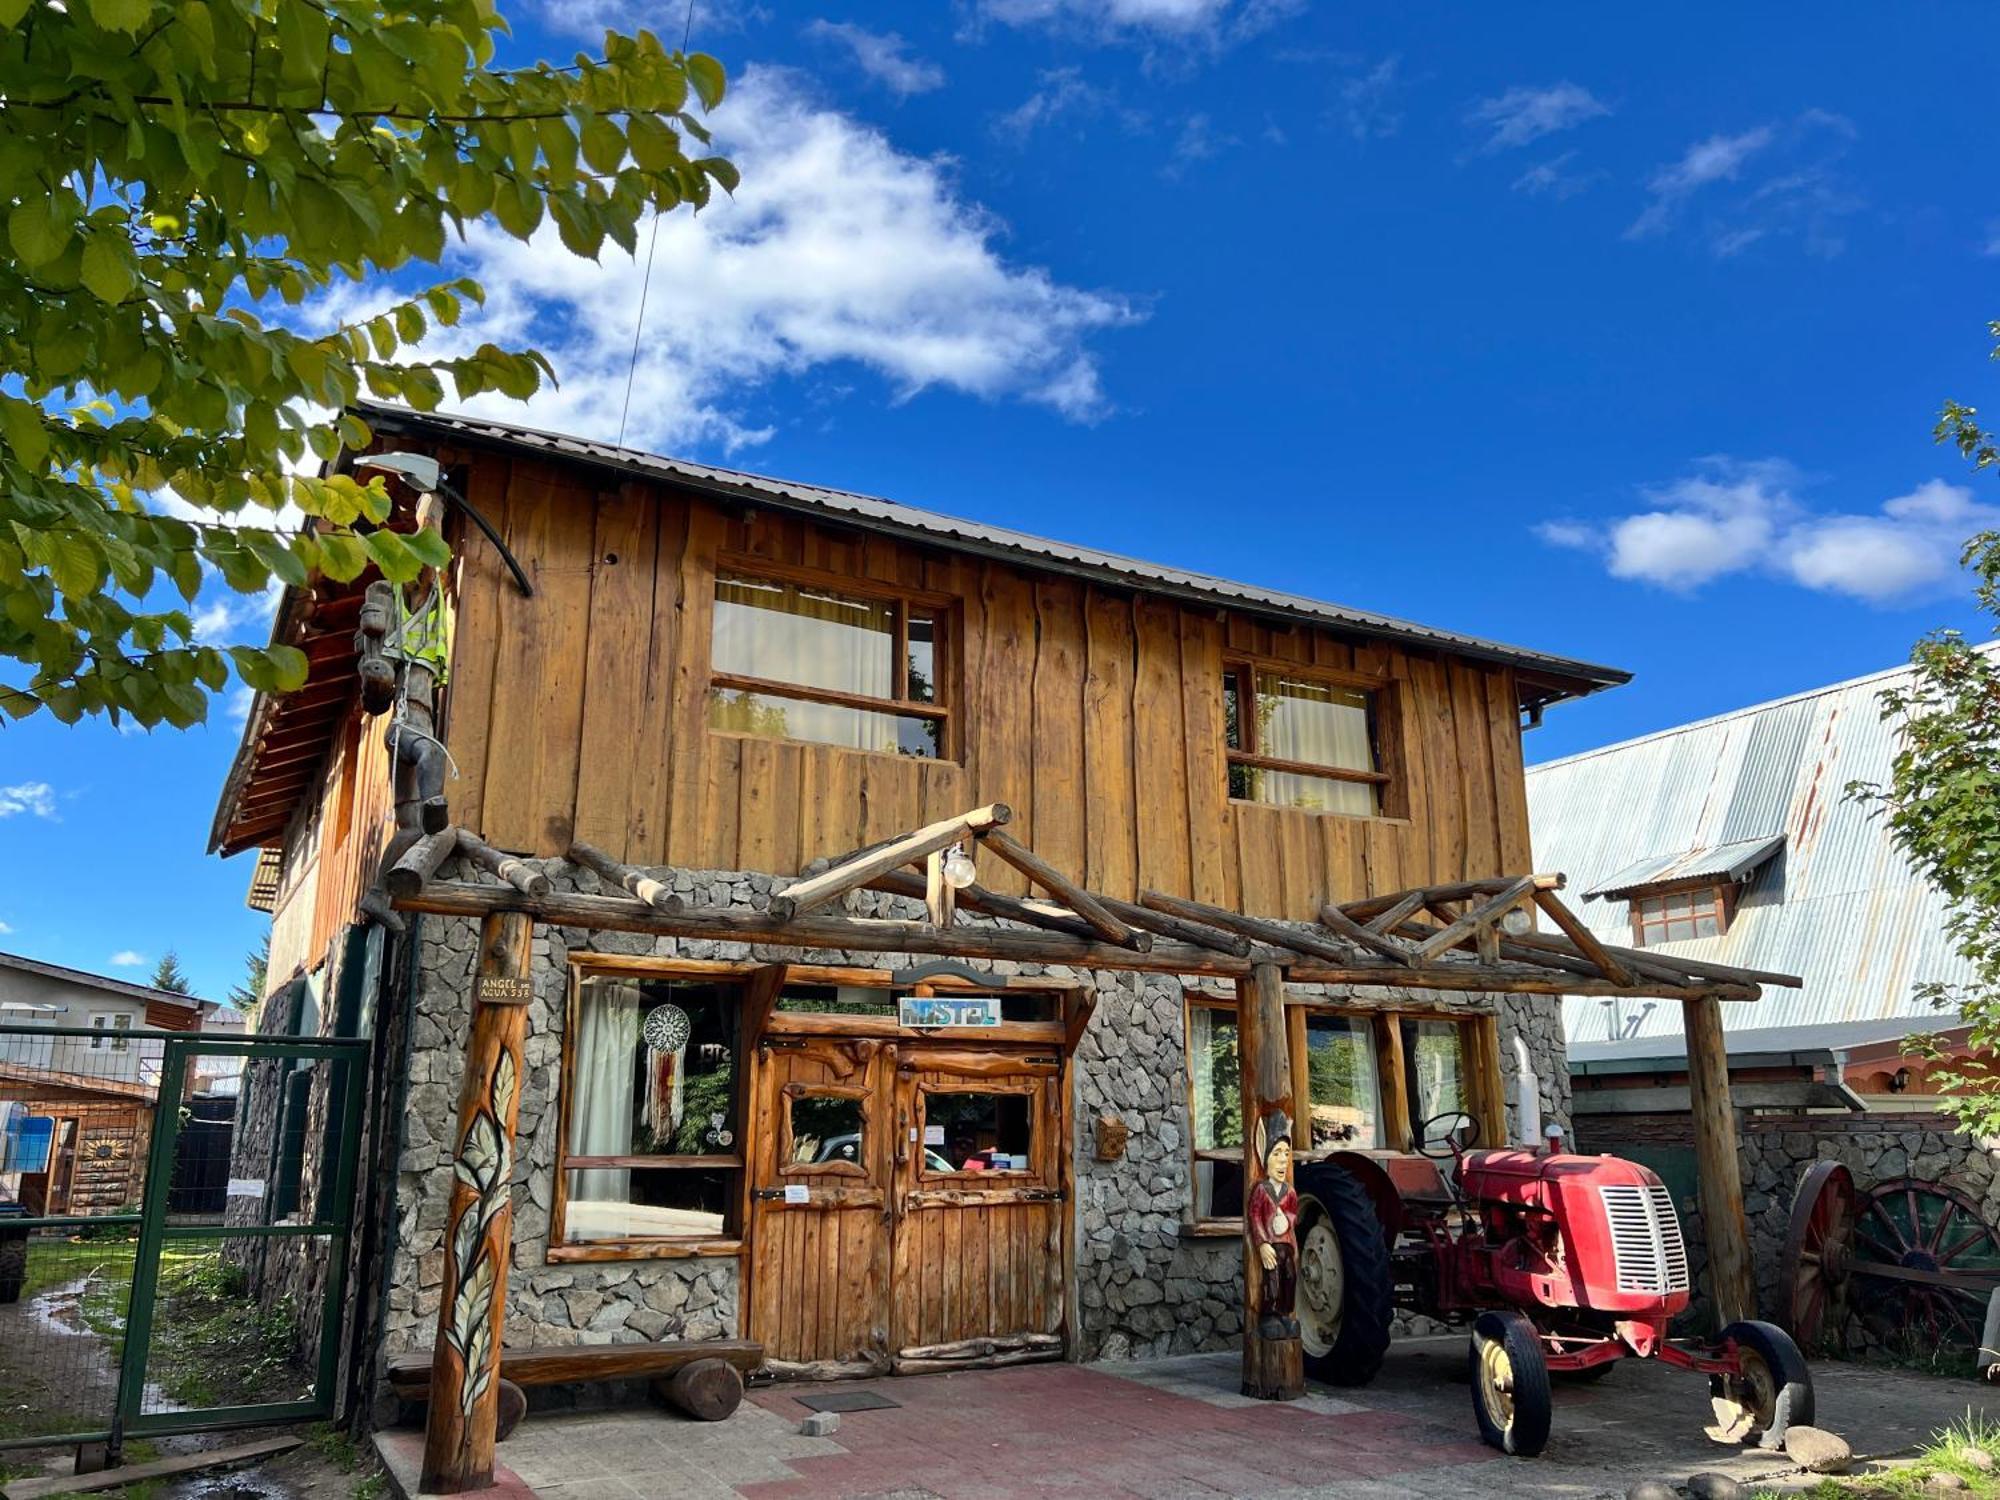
[1782, 1161, 1858, 1354]
[1850, 1176, 2000, 1352]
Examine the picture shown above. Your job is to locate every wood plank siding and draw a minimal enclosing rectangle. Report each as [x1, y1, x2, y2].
[392, 451, 1536, 922]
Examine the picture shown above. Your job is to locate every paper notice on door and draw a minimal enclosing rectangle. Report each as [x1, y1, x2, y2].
[923, 1125, 945, 1145]
[226, 1178, 266, 1199]
[783, 1184, 810, 1205]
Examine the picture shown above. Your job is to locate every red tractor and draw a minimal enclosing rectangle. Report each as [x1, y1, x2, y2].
[1289, 1108, 1814, 1457]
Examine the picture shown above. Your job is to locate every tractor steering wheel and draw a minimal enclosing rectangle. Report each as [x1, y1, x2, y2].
[1417, 1109, 1479, 1161]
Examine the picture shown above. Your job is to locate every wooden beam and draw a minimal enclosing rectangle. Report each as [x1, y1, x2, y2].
[769, 804, 1011, 921]
[1342, 875, 1562, 922]
[981, 829, 1141, 949]
[869, 870, 1103, 943]
[1359, 891, 1428, 937]
[1, 1437, 304, 1500]
[1409, 876, 1541, 962]
[1502, 929, 1801, 990]
[1101, 894, 1250, 957]
[1683, 996, 1757, 1330]
[924, 849, 955, 928]
[392, 881, 1767, 1000]
[567, 840, 686, 913]
[1237, 961, 1303, 1401]
[421, 911, 534, 1494]
[1317, 904, 1416, 966]
[1140, 889, 1357, 966]
[386, 827, 461, 900]
[455, 829, 552, 898]
[1530, 890, 1634, 987]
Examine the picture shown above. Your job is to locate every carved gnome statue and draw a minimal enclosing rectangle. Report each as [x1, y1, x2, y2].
[1247, 1110, 1301, 1342]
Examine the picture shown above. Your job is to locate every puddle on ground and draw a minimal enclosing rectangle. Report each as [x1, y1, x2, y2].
[160, 1471, 301, 1500]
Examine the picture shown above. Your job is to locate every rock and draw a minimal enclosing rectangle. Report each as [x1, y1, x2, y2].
[799, 1411, 840, 1438]
[1927, 1473, 1967, 1491]
[1686, 1475, 1744, 1500]
[1783, 1425, 1852, 1474]
[1626, 1483, 1679, 1500]
[1962, 1449, 1996, 1473]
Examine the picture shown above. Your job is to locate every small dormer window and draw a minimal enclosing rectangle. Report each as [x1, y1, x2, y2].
[1629, 884, 1733, 946]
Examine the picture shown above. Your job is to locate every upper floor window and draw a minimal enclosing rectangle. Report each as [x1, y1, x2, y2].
[88, 1013, 132, 1052]
[1222, 662, 1387, 816]
[1630, 884, 1732, 946]
[707, 570, 947, 759]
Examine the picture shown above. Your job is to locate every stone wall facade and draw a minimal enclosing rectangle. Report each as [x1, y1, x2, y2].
[378, 857, 1572, 1381]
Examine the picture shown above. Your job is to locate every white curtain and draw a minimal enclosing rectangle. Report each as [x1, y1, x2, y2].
[709, 575, 897, 752]
[570, 981, 641, 1203]
[1258, 672, 1376, 816]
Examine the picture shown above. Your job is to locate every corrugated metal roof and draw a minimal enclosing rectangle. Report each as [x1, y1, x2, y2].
[1569, 1015, 1964, 1072]
[1527, 646, 1997, 1054]
[354, 402, 1630, 700]
[1584, 834, 1787, 901]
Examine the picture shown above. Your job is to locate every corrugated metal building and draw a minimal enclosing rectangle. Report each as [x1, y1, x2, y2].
[1525, 647, 1994, 1052]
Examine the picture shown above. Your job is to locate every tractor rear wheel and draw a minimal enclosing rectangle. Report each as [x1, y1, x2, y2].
[1470, 1310, 1552, 1457]
[1292, 1164, 1393, 1387]
[1709, 1320, 1813, 1450]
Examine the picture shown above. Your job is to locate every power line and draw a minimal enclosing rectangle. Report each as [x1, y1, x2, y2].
[616, 0, 696, 449]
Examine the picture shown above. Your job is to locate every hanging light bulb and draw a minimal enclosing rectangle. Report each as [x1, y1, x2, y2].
[942, 842, 977, 889]
[1500, 907, 1534, 937]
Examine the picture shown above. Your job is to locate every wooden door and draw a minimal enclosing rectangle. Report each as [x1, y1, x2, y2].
[890, 1049, 1067, 1371]
[746, 1036, 895, 1375]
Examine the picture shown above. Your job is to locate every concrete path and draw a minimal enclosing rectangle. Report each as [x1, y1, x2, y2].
[408, 1340, 1997, 1500]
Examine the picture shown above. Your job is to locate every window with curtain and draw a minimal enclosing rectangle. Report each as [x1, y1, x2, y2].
[558, 976, 742, 1246]
[1187, 1002, 1243, 1222]
[1223, 663, 1385, 816]
[706, 571, 948, 758]
[1630, 884, 1732, 946]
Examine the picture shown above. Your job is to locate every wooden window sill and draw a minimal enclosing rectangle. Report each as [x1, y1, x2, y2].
[1179, 1220, 1243, 1240]
[545, 1238, 744, 1264]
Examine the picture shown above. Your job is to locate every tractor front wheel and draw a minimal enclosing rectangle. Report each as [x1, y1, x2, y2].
[1709, 1320, 1813, 1450]
[1470, 1311, 1552, 1457]
[1293, 1164, 1393, 1387]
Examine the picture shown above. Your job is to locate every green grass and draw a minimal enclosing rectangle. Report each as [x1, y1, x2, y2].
[1753, 1408, 2000, 1498]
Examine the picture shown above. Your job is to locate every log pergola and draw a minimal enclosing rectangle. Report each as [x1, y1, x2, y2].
[388, 801, 1797, 1487]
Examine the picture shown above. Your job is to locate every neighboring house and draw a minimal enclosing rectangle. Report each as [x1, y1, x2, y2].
[1527, 649, 1999, 1326]
[0, 951, 219, 1216]
[206, 404, 1778, 1427]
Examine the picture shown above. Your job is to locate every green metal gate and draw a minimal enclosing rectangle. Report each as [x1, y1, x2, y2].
[0, 1024, 368, 1458]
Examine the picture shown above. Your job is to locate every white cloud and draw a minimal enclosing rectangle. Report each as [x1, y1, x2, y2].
[0, 782, 56, 820]
[0, 919, 13, 936]
[1466, 82, 1609, 152]
[1161, 112, 1231, 178]
[1513, 151, 1601, 201]
[1336, 56, 1404, 142]
[1538, 463, 2000, 604]
[372, 67, 1138, 452]
[993, 66, 1148, 143]
[109, 950, 147, 968]
[1627, 113, 1859, 256]
[226, 685, 257, 724]
[971, 0, 1297, 44]
[803, 20, 944, 98]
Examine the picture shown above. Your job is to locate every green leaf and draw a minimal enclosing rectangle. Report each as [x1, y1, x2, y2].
[363, 527, 421, 583]
[81, 232, 137, 303]
[405, 525, 452, 571]
[86, 0, 153, 33]
[0, 396, 50, 469]
[686, 53, 726, 111]
[317, 531, 370, 582]
[8, 200, 73, 269]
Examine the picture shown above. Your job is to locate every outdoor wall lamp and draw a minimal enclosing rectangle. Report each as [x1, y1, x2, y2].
[354, 450, 535, 598]
[941, 841, 978, 890]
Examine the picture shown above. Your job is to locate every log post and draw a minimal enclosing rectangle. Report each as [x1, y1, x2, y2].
[1237, 961, 1304, 1401]
[421, 911, 534, 1493]
[1683, 995, 1755, 1329]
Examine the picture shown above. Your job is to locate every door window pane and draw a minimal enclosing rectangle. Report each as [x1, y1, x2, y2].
[787, 1094, 866, 1168]
[1304, 1015, 1379, 1150]
[776, 984, 896, 1016]
[923, 1091, 1033, 1173]
[1402, 1018, 1468, 1144]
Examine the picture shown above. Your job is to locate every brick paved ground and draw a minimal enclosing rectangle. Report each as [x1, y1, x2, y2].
[395, 1340, 2000, 1500]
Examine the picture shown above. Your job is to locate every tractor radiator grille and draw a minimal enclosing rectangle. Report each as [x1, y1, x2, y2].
[1599, 1183, 1691, 1295]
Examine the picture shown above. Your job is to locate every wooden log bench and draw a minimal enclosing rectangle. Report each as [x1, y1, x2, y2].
[388, 1341, 763, 1438]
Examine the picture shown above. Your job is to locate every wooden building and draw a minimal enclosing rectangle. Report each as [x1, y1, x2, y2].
[210, 405, 1786, 1486]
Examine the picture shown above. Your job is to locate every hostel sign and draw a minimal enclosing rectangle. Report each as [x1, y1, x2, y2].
[898, 994, 1002, 1029]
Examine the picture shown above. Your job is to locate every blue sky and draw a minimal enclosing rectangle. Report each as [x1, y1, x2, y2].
[4, 0, 1997, 1000]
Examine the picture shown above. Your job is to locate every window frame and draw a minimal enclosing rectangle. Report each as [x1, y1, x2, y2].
[705, 555, 960, 762]
[1627, 881, 1736, 947]
[914, 1080, 1040, 1181]
[1221, 653, 1397, 818]
[1180, 991, 1506, 1232]
[87, 1012, 132, 1052]
[550, 963, 752, 1261]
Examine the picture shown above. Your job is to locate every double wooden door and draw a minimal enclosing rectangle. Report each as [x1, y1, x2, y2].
[746, 1035, 1067, 1374]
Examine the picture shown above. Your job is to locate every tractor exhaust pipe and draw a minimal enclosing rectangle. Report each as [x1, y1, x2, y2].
[1512, 1035, 1543, 1150]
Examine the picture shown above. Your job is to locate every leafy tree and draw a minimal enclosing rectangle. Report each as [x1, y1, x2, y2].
[1850, 321, 2000, 1134]
[227, 930, 270, 1016]
[0, 0, 735, 727]
[151, 947, 194, 994]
